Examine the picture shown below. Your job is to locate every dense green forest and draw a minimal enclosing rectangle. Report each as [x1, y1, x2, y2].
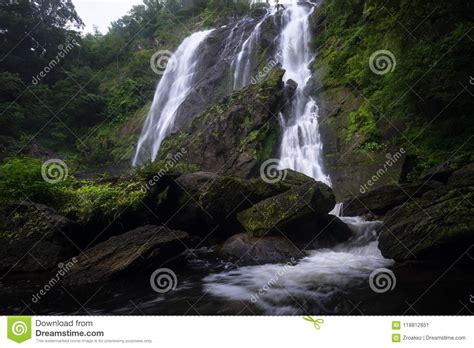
[1, 0, 472, 206]
[0, 0, 253, 168]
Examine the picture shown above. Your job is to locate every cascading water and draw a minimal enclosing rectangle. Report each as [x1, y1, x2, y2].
[277, 4, 331, 186]
[203, 1, 393, 314]
[132, 29, 214, 166]
[231, 13, 269, 90]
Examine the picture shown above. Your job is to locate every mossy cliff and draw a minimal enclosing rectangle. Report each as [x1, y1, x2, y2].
[311, 0, 474, 200]
[158, 68, 287, 178]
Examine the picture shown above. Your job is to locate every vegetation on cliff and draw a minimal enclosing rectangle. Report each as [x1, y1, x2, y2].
[0, 0, 253, 170]
[314, 0, 473, 180]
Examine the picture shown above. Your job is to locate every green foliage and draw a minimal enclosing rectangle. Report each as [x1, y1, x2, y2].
[316, 0, 474, 176]
[0, 156, 145, 223]
[65, 180, 145, 222]
[0, 156, 73, 206]
[0, 0, 254, 166]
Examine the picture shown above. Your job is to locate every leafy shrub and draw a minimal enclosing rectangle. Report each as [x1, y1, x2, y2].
[0, 156, 73, 206]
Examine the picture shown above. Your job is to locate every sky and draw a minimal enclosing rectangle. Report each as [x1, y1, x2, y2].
[73, 0, 144, 34]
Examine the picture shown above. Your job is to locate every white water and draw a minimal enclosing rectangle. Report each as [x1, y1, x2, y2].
[277, 4, 331, 185]
[132, 30, 213, 166]
[204, 218, 391, 314]
[231, 12, 271, 90]
[203, 2, 393, 314]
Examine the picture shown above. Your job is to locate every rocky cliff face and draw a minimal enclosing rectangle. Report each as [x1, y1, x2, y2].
[172, 11, 280, 133]
[308, 0, 473, 201]
[310, 9, 405, 201]
[158, 68, 288, 178]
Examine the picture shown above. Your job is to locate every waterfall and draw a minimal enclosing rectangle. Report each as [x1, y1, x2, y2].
[277, 4, 331, 186]
[231, 13, 269, 90]
[129, 1, 393, 313]
[132, 29, 214, 167]
[203, 2, 393, 314]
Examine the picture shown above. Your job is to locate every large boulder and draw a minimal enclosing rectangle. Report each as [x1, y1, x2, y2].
[236, 181, 351, 247]
[158, 68, 287, 178]
[0, 202, 79, 275]
[63, 225, 190, 286]
[199, 170, 315, 223]
[378, 185, 474, 262]
[164, 170, 316, 237]
[342, 181, 443, 218]
[237, 181, 335, 236]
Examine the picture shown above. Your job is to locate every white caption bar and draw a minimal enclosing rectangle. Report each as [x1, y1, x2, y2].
[0, 316, 472, 347]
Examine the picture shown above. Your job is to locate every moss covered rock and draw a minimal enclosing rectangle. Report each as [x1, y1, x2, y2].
[163, 170, 317, 238]
[0, 202, 80, 275]
[63, 225, 189, 286]
[379, 185, 474, 262]
[376, 164, 474, 262]
[237, 181, 336, 236]
[158, 68, 287, 178]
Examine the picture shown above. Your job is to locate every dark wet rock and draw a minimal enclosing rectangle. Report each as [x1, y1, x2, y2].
[306, 214, 354, 249]
[159, 68, 286, 178]
[0, 202, 79, 275]
[172, 15, 279, 132]
[63, 225, 190, 286]
[199, 169, 316, 222]
[160, 172, 218, 236]
[284, 78, 298, 98]
[420, 162, 455, 184]
[378, 185, 474, 262]
[235, 181, 350, 247]
[164, 170, 317, 237]
[219, 233, 303, 264]
[342, 181, 443, 218]
[448, 163, 474, 188]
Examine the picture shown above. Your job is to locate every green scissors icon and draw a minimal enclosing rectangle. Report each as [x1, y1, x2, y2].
[303, 316, 324, 330]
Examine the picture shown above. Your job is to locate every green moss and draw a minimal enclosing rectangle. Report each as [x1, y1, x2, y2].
[0, 156, 75, 207]
[314, 0, 474, 180]
[63, 179, 145, 222]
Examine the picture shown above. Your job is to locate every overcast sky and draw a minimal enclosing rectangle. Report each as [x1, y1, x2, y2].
[73, 0, 144, 34]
